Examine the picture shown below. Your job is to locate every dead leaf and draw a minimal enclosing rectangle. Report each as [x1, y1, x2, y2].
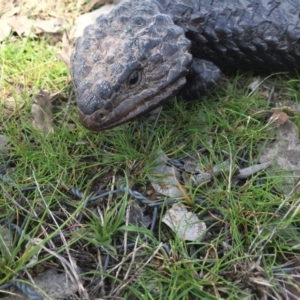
[162, 204, 206, 241]
[259, 120, 300, 195]
[1, 79, 26, 112]
[274, 99, 300, 114]
[248, 76, 262, 92]
[34, 18, 64, 34]
[0, 6, 21, 19]
[31, 91, 54, 134]
[148, 150, 182, 197]
[0, 19, 12, 42]
[70, 4, 115, 40]
[0, 266, 88, 300]
[0, 135, 10, 155]
[0, 16, 65, 41]
[269, 110, 289, 126]
[25, 238, 43, 268]
[83, 0, 112, 13]
[190, 161, 231, 186]
[0, 225, 13, 257]
[56, 32, 73, 68]
[181, 151, 204, 173]
[128, 203, 152, 228]
[32, 269, 79, 299]
[7, 16, 36, 37]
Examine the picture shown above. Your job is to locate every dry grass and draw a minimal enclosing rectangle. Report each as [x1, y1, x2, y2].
[1, 1, 300, 299]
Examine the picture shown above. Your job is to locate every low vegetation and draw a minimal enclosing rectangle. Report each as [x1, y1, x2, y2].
[1, 14, 300, 300]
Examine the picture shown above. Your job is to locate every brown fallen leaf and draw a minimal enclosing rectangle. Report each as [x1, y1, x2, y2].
[34, 18, 64, 34]
[31, 90, 54, 134]
[56, 32, 73, 68]
[1, 79, 26, 113]
[7, 15, 36, 38]
[128, 203, 152, 228]
[162, 204, 207, 241]
[269, 109, 289, 126]
[274, 99, 300, 114]
[0, 135, 10, 155]
[0, 19, 12, 42]
[148, 150, 182, 198]
[259, 120, 300, 195]
[28, 269, 79, 299]
[70, 4, 115, 40]
[0, 16, 65, 41]
[0, 5, 20, 19]
[83, 0, 112, 13]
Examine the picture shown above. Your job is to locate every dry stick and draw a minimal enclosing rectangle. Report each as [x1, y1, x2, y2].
[247, 72, 286, 98]
[107, 175, 116, 207]
[97, 249, 106, 296]
[62, 89, 74, 122]
[96, 206, 105, 227]
[109, 206, 131, 294]
[86, 248, 106, 296]
[221, 150, 249, 163]
[121, 236, 139, 281]
[144, 106, 163, 152]
[113, 243, 164, 295]
[221, 135, 233, 192]
[248, 182, 300, 258]
[267, 86, 275, 107]
[276, 277, 300, 298]
[110, 237, 140, 296]
[123, 206, 130, 257]
[134, 106, 163, 172]
[98, 243, 147, 289]
[37, 242, 89, 299]
[1, 184, 41, 220]
[33, 172, 88, 299]
[106, 243, 146, 274]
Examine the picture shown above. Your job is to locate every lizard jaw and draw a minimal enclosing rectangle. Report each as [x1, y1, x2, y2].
[78, 77, 187, 131]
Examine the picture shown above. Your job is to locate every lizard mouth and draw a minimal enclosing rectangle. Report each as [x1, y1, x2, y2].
[78, 77, 187, 131]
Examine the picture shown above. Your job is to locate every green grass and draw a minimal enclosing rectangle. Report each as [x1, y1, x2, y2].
[1, 36, 300, 299]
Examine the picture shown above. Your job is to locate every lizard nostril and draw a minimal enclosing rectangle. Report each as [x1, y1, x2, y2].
[94, 109, 110, 121]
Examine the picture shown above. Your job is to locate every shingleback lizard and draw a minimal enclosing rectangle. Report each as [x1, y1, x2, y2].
[70, 0, 300, 131]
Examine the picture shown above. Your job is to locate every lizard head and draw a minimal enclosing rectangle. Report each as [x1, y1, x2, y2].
[71, 0, 192, 131]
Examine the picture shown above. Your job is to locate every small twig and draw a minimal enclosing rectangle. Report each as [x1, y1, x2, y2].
[62, 89, 74, 122]
[113, 242, 164, 295]
[144, 106, 163, 152]
[33, 172, 88, 299]
[222, 135, 233, 192]
[267, 86, 275, 106]
[248, 182, 300, 257]
[111, 237, 140, 296]
[235, 161, 270, 179]
[109, 206, 131, 294]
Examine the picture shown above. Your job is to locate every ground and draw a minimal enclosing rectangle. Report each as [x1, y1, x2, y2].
[1, 1, 300, 299]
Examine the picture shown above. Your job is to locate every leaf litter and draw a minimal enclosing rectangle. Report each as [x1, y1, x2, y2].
[148, 149, 182, 198]
[162, 203, 207, 242]
[31, 90, 54, 134]
[259, 112, 300, 195]
[1, 1, 300, 299]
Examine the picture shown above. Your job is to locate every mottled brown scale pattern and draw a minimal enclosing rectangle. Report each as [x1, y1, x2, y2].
[71, 0, 300, 131]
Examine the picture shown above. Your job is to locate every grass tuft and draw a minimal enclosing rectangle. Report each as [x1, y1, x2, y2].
[1, 35, 300, 299]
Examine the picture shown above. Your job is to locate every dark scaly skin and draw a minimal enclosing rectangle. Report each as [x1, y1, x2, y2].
[71, 0, 300, 131]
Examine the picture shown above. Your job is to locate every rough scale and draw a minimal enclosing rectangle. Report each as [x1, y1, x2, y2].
[71, 0, 300, 131]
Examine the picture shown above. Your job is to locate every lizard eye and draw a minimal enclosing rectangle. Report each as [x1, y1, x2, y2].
[126, 70, 142, 88]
